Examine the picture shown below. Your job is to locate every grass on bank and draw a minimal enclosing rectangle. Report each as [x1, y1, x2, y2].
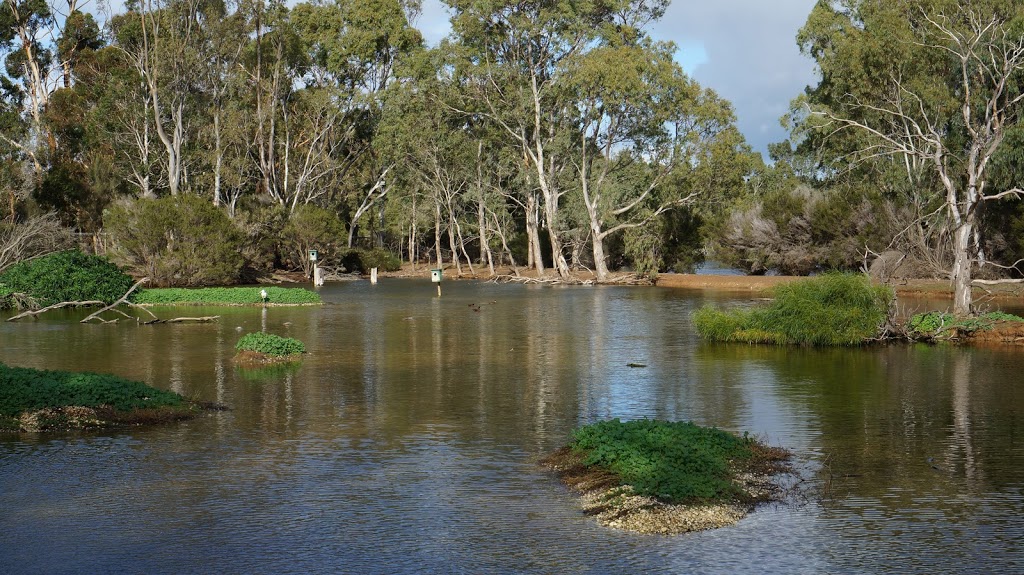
[567, 419, 772, 504]
[0, 363, 194, 432]
[906, 311, 1024, 340]
[135, 286, 321, 305]
[693, 273, 893, 346]
[235, 332, 306, 357]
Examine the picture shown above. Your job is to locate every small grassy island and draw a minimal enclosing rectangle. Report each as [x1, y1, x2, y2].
[543, 419, 790, 535]
[234, 332, 307, 365]
[0, 363, 210, 432]
[693, 273, 893, 346]
[136, 287, 322, 306]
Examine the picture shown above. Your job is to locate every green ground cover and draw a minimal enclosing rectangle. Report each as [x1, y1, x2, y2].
[0, 363, 192, 432]
[135, 286, 321, 305]
[570, 419, 757, 503]
[693, 273, 893, 346]
[235, 333, 306, 357]
[0, 250, 135, 308]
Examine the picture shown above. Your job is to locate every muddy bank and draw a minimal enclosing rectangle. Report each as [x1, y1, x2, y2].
[233, 350, 304, 367]
[4, 402, 225, 433]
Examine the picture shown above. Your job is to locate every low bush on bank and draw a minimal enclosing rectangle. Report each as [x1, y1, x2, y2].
[235, 332, 306, 357]
[0, 249, 135, 308]
[693, 273, 893, 346]
[105, 195, 245, 287]
[340, 248, 402, 274]
[570, 419, 756, 503]
[0, 363, 186, 430]
[907, 311, 1024, 340]
[135, 286, 321, 305]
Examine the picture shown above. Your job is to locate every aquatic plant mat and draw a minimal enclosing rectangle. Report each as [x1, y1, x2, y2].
[135, 287, 321, 306]
[0, 363, 222, 433]
[542, 420, 791, 535]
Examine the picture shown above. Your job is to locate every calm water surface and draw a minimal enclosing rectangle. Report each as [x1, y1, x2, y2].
[1, 280, 1023, 574]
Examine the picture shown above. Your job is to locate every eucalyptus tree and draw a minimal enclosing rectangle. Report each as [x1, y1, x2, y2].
[115, 0, 215, 197]
[291, 0, 421, 232]
[564, 20, 750, 280]
[1, 0, 55, 174]
[448, 0, 613, 278]
[794, 0, 1024, 315]
[378, 47, 477, 270]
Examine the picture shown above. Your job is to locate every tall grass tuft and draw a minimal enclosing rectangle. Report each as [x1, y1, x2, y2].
[693, 273, 893, 346]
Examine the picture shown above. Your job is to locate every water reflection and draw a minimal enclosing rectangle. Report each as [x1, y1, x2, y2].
[1, 281, 1023, 573]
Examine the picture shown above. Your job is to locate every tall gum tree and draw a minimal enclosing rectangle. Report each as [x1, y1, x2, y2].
[565, 25, 749, 280]
[796, 0, 1024, 315]
[448, 0, 609, 278]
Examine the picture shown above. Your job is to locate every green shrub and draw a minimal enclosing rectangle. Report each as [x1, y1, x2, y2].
[693, 273, 893, 346]
[235, 332, 306, 356]
[0, 249, 134, 306]
[0, 363, 183, 417]
[907, 310, 1024, 340]
[340, 248, 401, 274]
[105, 195, 244, 287]
[135, 286, 321, 305]
[571, 419, 753, 503]
[281, 205, 346, 276]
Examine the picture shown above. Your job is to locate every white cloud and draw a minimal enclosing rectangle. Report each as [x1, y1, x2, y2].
[651, 1, 819, 157]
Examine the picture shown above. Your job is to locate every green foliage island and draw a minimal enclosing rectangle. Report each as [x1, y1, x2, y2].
[693, 274, 894, 346]
[0, 363, 207, 432]
[234, 333, 307, 365]
[0, 250, 135, 309]
[544, 419, 790, 535]
[136, 287, 322, 306]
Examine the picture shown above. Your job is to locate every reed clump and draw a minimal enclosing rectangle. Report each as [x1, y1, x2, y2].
[693, 273, 893, 346]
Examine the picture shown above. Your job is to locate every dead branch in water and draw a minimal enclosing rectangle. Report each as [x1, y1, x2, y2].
[81, 278, 150, 323]
[7, 300, 105, 321]
[143, 316, 220, 324]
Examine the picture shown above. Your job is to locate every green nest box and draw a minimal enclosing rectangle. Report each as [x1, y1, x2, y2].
[430, 268, 443, 283]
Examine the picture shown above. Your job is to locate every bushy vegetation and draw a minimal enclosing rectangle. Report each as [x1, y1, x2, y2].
[0, 249, 134, 307]
[281, 205, 347, 276]
[570, 419, 754, 503]
[105, 195, 245, 287]
[135, 286, 321, 305]
[710, 184, 894, 276]
[235, 332, 306, 357]
[340, 248, 402, 274]
[906, 311, 1024, 340]
[0, 363, 184, 418]
[693, 273, 894, 346]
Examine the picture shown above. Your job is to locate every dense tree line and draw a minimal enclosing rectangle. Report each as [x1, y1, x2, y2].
[2, 0, 1022, 314]
[0, 0, 753, 283]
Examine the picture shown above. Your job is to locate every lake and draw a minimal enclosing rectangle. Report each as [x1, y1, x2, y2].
[2, 279, 1023, 574]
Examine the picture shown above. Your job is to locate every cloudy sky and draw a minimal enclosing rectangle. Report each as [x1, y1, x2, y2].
[414, 0, 820, 159]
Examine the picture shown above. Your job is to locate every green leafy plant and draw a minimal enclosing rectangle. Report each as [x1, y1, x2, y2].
[235, 332, 306, 357]
[0, 249, 134, 307]
[907, 311, 1024, 340]
[570, 419, 754, 503]
[0, 363, 184, 418]
[693, 273, 893, 346]
[135, 287, 321, 305]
